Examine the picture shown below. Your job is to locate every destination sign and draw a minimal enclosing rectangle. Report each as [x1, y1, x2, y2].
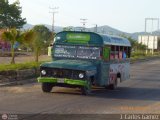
[66, 33, 90, 44]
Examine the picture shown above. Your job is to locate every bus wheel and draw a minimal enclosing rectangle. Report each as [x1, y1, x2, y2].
[42, 83, 54, 93]
[81, 79, 92, 95]
[109, 78, 117, 90]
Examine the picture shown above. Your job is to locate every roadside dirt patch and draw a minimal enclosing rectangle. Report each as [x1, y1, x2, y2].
[0, 84, 41, 93]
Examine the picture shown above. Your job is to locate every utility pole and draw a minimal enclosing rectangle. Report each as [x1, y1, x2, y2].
[80, 19, 87, 31]
[93, 24, 98, 33]
[49, 7, 59, 33]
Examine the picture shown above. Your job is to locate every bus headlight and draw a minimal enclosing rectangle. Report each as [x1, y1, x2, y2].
[79, 73, 84, 79]
[41, 70, 46, 75]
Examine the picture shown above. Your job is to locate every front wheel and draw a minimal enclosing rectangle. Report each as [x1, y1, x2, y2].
[42, 83, 54, 93]
[81, 79, 92, 95]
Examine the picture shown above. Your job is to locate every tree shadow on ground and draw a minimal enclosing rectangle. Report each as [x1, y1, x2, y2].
[52, 86, 160, 101]
[90, 87, 160, 101]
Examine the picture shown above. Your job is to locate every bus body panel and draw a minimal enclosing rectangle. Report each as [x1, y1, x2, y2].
[109, 62, 130, 83]
[96, 61, 130, 86]
[98, 62, 110, 86]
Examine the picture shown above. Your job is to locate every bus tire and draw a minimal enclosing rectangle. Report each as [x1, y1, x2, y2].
[42, 83, 53, 93]
[109, 78, 117, 90]
[81, 79, 92, 95]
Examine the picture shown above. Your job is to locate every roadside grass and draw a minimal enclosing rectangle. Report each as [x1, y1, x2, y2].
[0, 62, 45, 72]
[131, 52, 160, 63]
[131, 51, 160, 58]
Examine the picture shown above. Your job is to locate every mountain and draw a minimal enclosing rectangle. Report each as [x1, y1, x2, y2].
[22, 23, 34, 30]
[88, 25, 130, 36]
[43, 24, 63, 33]
[23, 24, 132, 38]
[22, 24, 160, 40]
[130, 31, 160, 40]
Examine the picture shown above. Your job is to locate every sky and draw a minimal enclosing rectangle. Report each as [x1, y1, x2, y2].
[9, 0, 160, 33]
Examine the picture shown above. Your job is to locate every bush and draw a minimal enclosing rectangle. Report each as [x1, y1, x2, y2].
[131, 52, 146, 58]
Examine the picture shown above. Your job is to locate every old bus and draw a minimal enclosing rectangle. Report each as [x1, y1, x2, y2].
[38, 31, 131, 95]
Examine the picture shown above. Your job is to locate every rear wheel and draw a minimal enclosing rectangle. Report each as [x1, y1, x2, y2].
[42, 83, 54, 93]
[81, 79, 92, 95]
[108, 78, 118, 90]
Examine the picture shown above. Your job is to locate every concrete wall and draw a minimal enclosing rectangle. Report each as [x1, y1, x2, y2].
[138, 35, 159, 50]
[0, 68, 39, 84]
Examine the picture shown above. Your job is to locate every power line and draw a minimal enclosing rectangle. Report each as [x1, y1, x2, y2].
[49, 7, 59, 33]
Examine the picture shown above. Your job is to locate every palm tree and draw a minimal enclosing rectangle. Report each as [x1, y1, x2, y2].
[31, 25, 52, 62]
[2, 28, 24, 64]
[23, 30, 35, 52]
[22, 30, 41, 62]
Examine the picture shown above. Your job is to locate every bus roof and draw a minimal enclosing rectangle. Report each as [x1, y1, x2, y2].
[101, 34, 131, 47]
[54, 31, 131, 47]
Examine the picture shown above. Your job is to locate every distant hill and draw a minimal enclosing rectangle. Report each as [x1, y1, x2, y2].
[87, 25, 131, 36]
[22, 23, 34, 30]
[43, 24, 63, 33]
[130, 31, 160, 40]
[22, 24, 63, 32]
[22, 24, 160, 40]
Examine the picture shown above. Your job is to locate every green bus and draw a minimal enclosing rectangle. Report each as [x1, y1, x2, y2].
[38, 31, 131, 95]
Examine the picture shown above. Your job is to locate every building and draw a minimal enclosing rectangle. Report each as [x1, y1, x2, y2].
[138, 35, 160, 53]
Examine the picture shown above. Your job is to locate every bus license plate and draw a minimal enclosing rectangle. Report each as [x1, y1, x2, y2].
[57, 78, 65, 83]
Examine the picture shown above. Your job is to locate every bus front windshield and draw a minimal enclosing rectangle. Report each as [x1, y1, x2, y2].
[54, 45, 101, 60]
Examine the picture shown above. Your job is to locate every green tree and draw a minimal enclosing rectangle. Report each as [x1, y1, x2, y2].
[0, 0, 26, 29]
[30, 25, 52, 62]
[63, 26, 73, 31]
[2, 28, 24, 64]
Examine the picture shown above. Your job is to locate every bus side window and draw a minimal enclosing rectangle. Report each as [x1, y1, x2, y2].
[123, 51, 127, 59]
[122, 47, 126, 59]
[103, 47, 110, 60]
[128, 47, 131, 58]
[123, 47, 130, 59]
[110, 53, 114, 60]
[119, 46, 123, 60]
[110, 46, 115, 60]
[115, 46, 119, 59]
[119, 51, 123, 59]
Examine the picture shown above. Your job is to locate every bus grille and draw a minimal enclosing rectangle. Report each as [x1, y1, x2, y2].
[40, 67, 85, 80]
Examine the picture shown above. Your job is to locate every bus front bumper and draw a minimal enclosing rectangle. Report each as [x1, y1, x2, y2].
[37, 77, 88, 87]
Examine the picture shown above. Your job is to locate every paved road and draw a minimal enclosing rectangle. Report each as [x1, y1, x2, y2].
[0, 59, 160, 116]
